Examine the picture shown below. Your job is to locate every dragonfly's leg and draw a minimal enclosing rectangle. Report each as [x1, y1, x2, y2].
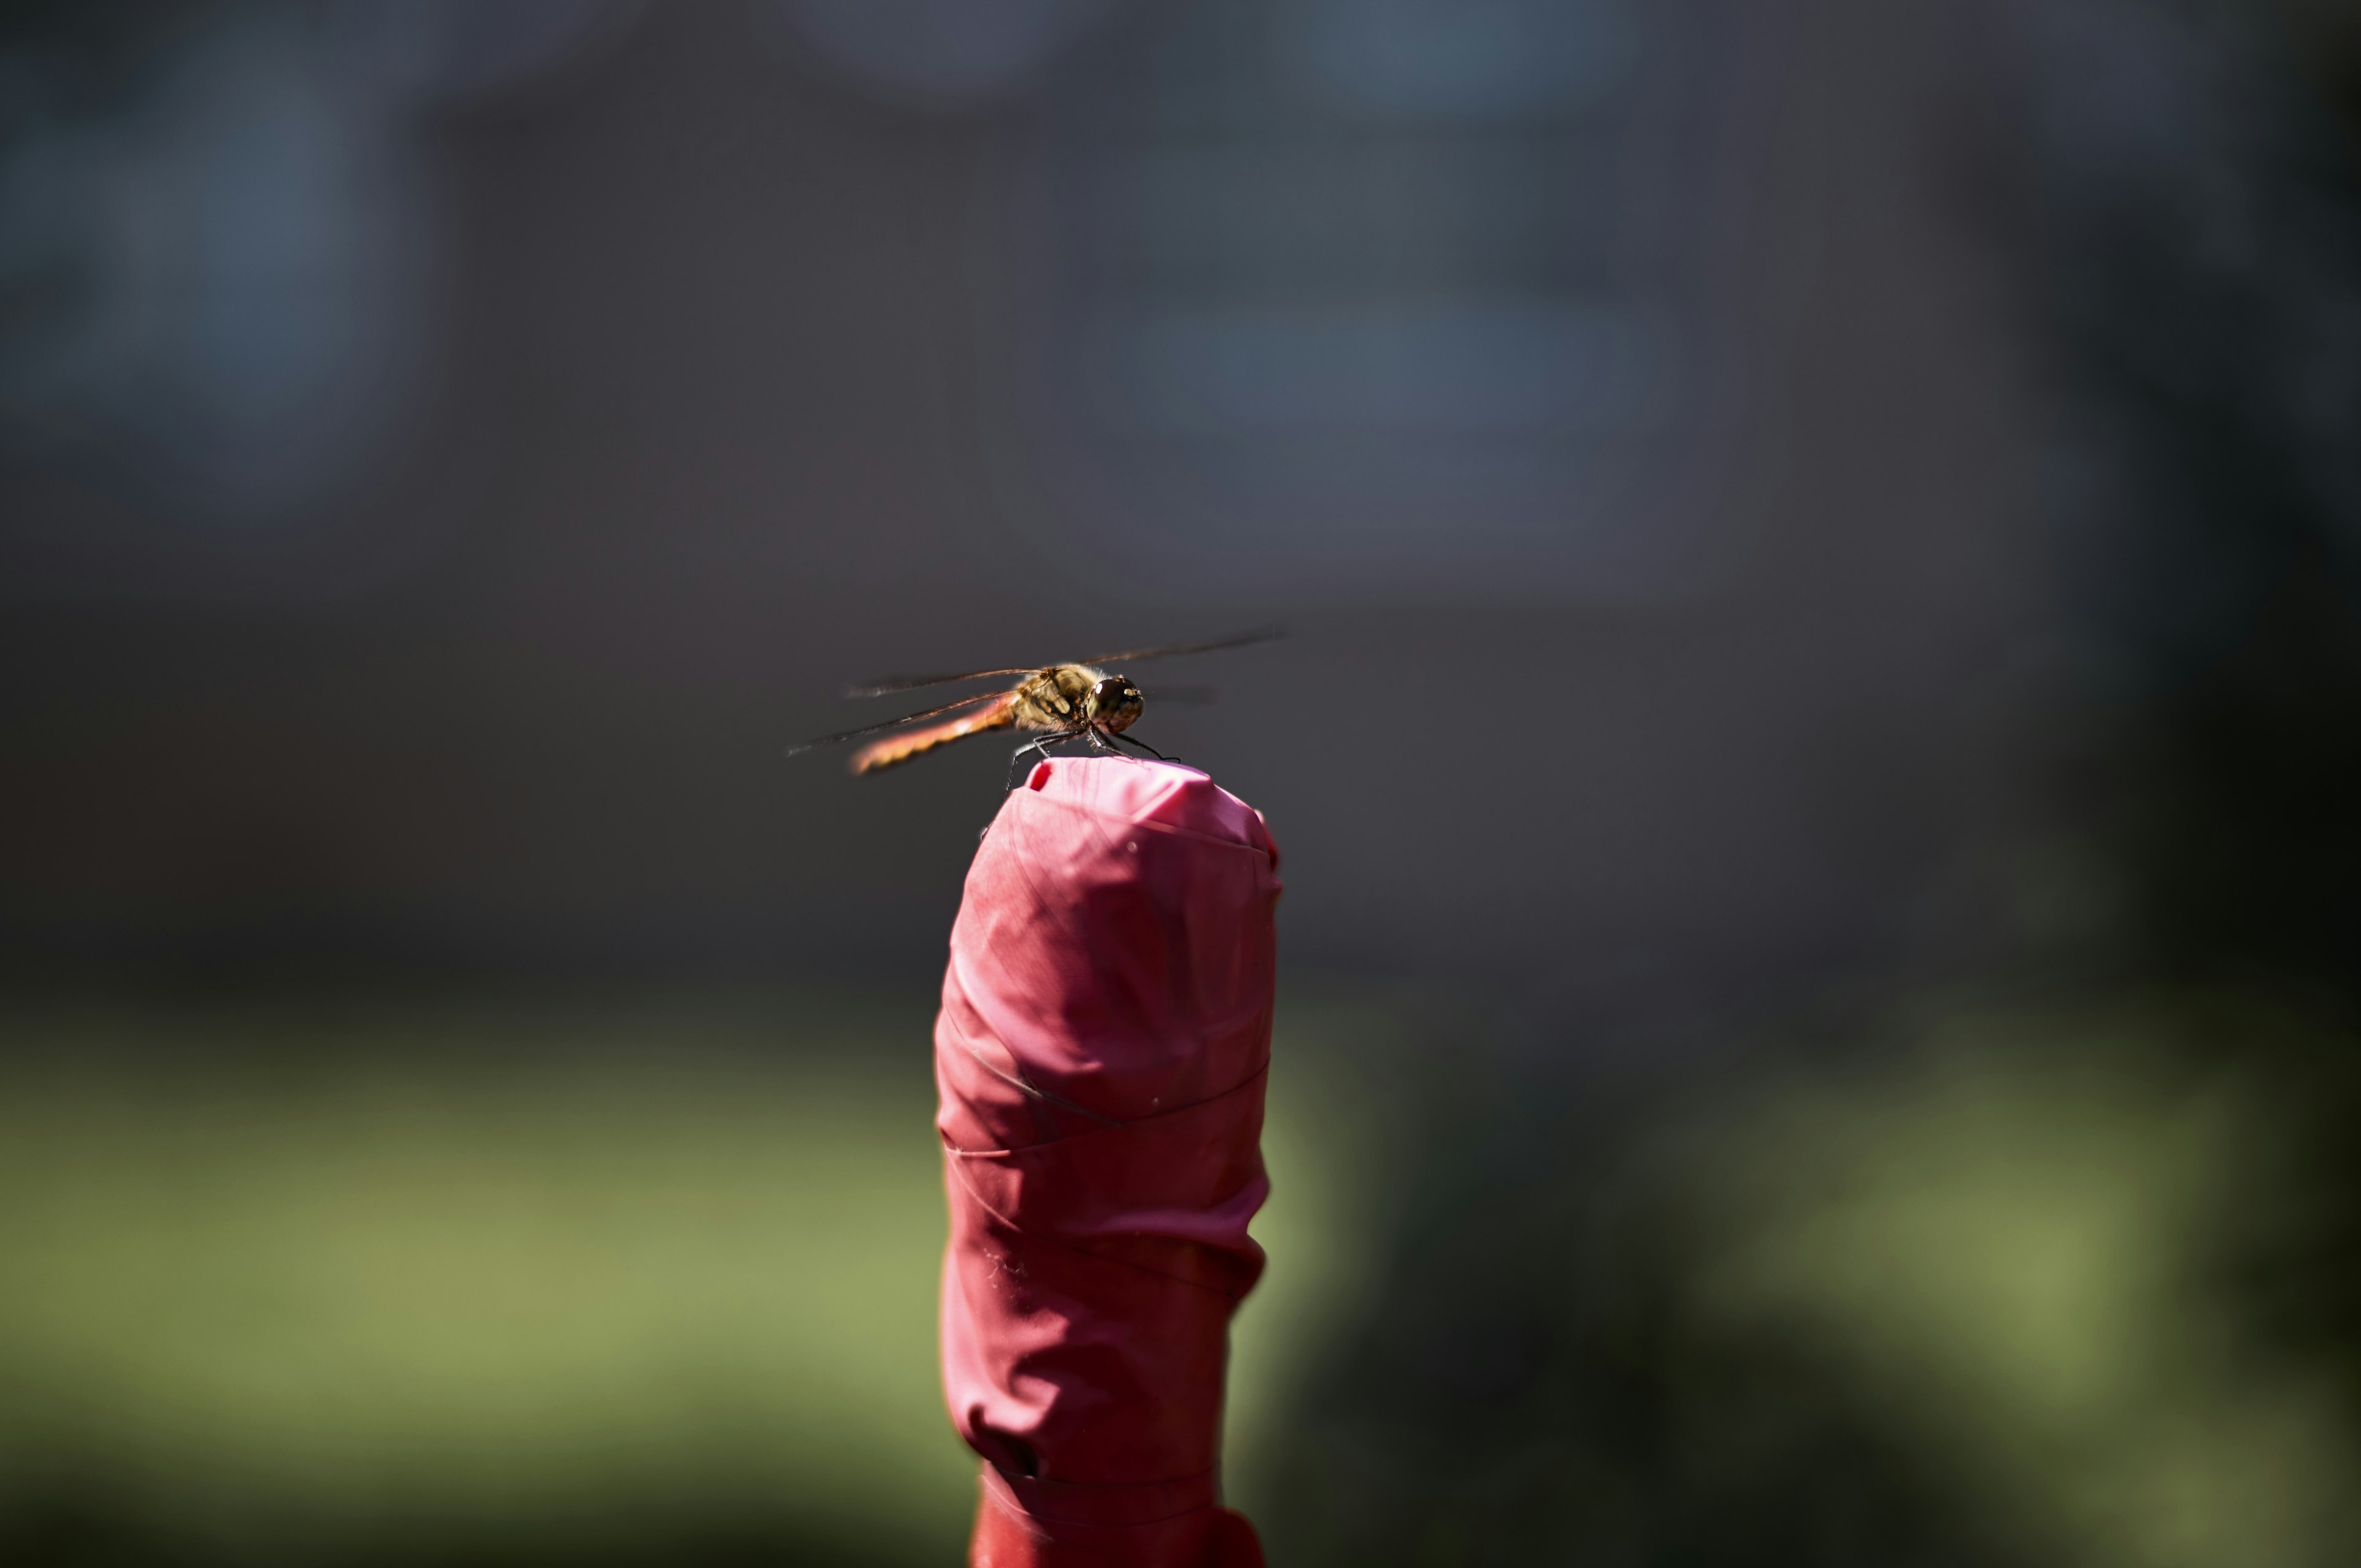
[1106, 730, 1174, 762]
[1006, 729, 1087, 790]
[1006, 735, 1050, 790]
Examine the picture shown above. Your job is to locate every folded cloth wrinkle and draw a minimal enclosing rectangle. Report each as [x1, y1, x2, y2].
[939, 758, 1276, 1567]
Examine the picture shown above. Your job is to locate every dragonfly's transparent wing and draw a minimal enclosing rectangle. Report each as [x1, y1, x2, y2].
[842, 668, 1036, 699]
[842, 627, 1279, 699]
[788, 691, 1011, 756]
[1077, 627, 1283, 667]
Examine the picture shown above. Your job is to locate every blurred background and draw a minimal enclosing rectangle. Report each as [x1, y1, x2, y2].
[4, 1, 2360, 1562]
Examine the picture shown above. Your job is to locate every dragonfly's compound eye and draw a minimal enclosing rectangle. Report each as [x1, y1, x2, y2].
[1090, 676, 1145, 729]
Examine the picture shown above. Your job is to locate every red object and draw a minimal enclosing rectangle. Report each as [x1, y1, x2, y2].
[936, 757, 1280, 1568]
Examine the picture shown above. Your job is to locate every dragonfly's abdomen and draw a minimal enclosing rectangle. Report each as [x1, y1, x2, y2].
[851, 694, 1019, 774]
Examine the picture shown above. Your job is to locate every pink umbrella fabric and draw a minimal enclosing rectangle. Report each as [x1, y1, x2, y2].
[936, 757, 1279, 1567]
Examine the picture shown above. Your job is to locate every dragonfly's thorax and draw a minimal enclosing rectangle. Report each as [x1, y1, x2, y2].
[1012, 664, 1142, 734]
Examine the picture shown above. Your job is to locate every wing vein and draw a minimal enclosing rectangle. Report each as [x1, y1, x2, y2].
[1075, 627, 1284, 667]
[844, 668, 1037, 699]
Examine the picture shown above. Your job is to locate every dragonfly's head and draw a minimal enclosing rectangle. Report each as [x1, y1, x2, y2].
[1087, 675, 1144, 733]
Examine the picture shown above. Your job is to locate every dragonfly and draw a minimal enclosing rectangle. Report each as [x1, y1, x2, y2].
[789, 629, 1280, 776]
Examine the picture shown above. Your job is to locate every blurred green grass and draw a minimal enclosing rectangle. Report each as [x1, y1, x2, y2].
[0, 993, 1386, 1566]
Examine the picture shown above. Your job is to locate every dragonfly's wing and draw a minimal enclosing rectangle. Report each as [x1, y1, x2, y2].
[843, 627, 1279, 698]
[843, 668, 1037, 699]
[787, 691, 1011, 756]
[1078, 627, 1284, 667]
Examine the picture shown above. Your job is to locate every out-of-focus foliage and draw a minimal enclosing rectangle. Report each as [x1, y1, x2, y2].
[1252, 991, 2361, 1566]
[1243, 2, 2361, 1561]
